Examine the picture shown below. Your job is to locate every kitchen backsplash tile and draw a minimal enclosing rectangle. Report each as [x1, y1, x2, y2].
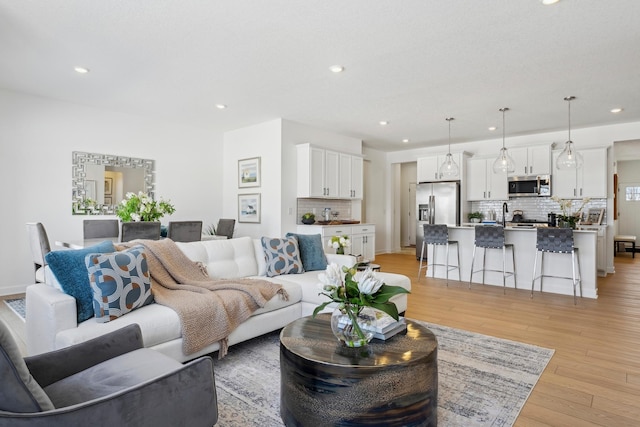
[471, 198, 607, 224]
[297, 198, 352, 223]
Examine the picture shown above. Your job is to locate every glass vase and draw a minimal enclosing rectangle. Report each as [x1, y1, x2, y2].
[330, 305, 376, 347]
[336, 247, 345, 255]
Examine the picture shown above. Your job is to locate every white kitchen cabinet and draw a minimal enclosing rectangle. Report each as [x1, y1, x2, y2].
[338, 154, 363, 199]
[508, 145, 551, 176]
[350, 224, 376, 261]
[296, 223, 375, 261]
[466, 158, 508, 201]
[417, 153, 462, 182]
[552, 147, 607, 199]
[297, 144, 340, 198]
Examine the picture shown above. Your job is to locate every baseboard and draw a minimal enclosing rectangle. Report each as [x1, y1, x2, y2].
[0, 284, 29, 297]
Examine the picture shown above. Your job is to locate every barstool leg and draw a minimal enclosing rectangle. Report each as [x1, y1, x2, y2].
[502, 246, 506, 295]
[531, 250, 539, 298]
[456, 242, 461, 281]
[417, 240, 426, 281]
[469, 245, 477, 288]
[511, 246, 517, 289]
[431, 244, 436, 278]
[445, 244, 449, 286]
[540, 252, 545, 293]
[481, 248, 486, 285]
[576, 251, 582, 298]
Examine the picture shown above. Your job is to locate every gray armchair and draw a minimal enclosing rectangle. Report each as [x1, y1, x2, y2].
[0, 321, 218, 426]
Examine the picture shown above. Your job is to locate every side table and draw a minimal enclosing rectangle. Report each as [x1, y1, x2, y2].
[280, 314, 438, 426]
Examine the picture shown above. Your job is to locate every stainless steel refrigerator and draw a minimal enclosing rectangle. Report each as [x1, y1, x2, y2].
[416, 181, 460, 259]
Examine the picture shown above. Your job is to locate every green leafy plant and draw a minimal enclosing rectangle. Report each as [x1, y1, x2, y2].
[328, 235, 350, 254]
[313, 264, 410, 346]
[468, 211, 483, 221]
[115, 191, 176, 222]
[552, 196, 590, 228]
[302, 212, 315, 220]
[204, 224, 217, 235]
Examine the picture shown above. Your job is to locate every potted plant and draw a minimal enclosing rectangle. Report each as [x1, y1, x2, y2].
[468, 212, 483, 223]
[301, 212, 316, 225]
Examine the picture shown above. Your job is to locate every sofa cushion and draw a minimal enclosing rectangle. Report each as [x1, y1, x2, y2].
[285, 233, 328, 272]
[0, 319, 54, 412]
[176, 237, 259, 279]
[85, 246, 154, 323]
[261, 237, 304, 277]
[44, 240, 116, 323]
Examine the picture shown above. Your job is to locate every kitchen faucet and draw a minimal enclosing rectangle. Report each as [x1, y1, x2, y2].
[502, 202, 508, 227]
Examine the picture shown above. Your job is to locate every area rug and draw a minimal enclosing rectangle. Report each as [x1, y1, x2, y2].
[3, 298, 26, 322]
[212, 320, 554, 427]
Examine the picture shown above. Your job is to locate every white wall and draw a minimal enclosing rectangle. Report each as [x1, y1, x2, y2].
[0, 89, 222, 294]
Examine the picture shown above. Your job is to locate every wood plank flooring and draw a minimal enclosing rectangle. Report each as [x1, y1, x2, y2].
[1, 252, 638, 426]
[382, 249, 640, 427]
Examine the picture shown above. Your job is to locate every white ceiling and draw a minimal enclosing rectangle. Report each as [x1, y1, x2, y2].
[1, 1, 639, 152]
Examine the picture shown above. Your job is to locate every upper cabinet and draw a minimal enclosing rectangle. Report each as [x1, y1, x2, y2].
[466, 158, 508, 201]
[508, 145, 551, 177]
[552, 147, 607, 199]
[338, 154, 363, 199]
[297, 144, 362, 199]
[417, 153, 462, 182]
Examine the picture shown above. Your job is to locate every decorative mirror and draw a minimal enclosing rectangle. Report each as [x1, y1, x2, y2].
[72, 151, 155, 215]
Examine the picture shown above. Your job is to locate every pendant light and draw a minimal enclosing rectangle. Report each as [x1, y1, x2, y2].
[492, 107, 515, 174]
[556, 96, 583, 170]
[438, 117, 459, 178]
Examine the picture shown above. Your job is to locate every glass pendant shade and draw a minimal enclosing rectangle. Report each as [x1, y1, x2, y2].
[439, 117, 459, 178]
[439, 152, 459, 178]
[556, 96, 582, 170]
[493, 147, 516, 174]
[556, 140, 583, 169]
[492, 107, 515, 173]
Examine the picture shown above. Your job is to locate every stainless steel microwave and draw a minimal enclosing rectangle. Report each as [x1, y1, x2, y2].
[508, 175, 551, 197]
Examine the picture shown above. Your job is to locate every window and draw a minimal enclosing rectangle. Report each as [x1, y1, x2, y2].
[625, 186, 640, 201]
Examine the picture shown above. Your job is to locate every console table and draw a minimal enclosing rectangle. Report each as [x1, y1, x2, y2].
[279, 315, 438, 426]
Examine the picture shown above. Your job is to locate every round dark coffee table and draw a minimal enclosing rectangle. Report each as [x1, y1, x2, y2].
[280, 314, 438, 426]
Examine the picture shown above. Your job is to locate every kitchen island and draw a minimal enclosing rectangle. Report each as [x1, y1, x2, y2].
[422, 226, 597, 299]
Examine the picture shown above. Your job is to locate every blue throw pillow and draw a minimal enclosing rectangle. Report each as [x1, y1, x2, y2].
[285, 233, 328, 272]
[45, 240, 116, 322]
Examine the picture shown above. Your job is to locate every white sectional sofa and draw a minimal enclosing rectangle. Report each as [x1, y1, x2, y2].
[26, 236, 411, 362]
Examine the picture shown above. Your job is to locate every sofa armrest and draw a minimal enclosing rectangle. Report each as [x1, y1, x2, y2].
[0, 357, 218, 427]
[26, 283, 78, 356]
[25, 324, 144, 387]
[326, 253, 358, 268]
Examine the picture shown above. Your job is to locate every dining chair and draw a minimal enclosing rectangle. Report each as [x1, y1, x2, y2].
[216, 219, 236, 239]
[167, 221, 203, 242]
[120, 222, 161, 242]
[83, 219, 119, 239]
[26, 222, 51, 283]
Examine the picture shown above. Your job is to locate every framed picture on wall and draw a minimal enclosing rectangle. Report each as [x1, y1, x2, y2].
[104, 196, 112, 205]
[104, 177, 113, 195]
[587, 208, 605, 225]
[238, 157, 261, 188]
[238, 194, 261, 223]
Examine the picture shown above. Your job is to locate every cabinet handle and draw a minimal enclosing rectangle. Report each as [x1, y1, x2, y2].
[580, 188, 583, 196]
[524, 166, 527, 174]
[488, 191, 491, 198]
[484, 191, 486, 198]
[573, 188, 576, 197]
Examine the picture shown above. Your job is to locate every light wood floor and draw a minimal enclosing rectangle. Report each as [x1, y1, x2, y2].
[1, 252, 638, 426]
[385, 248, 640, 427]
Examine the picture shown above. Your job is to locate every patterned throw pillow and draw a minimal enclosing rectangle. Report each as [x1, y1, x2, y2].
[85, 246, 154, 323]
[261, 237, 305, 277]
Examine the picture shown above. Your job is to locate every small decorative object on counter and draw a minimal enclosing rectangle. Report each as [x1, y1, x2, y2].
[329, 235, 350, 254]
[468, 212, 483, 223]
[552, 196, 590, 229]
[314, 263, 410, 347]
[301, 212, 315, 225]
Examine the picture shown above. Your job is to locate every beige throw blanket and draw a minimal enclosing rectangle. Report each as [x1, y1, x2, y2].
[117, 239, 288, 358]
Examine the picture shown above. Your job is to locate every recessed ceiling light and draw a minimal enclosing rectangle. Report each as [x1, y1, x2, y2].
[610, 107, 623, 113]
[402, 139, 409, 143]
[74, 67, 89, 74]
[488, 126, 497, 131]
[216, 104, 227, 109]
[329, 65, 344, 73]
[379, 121, 388, 126]
[541, 0, 560, 5]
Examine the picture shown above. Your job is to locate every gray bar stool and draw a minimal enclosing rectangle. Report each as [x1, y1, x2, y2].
[531, 228, 582, 304]
[418, 224, 460, 285]
[469, 225, 516, 293]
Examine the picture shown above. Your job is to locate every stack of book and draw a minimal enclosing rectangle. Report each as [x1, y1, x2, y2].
[364, 312, 407, 341]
